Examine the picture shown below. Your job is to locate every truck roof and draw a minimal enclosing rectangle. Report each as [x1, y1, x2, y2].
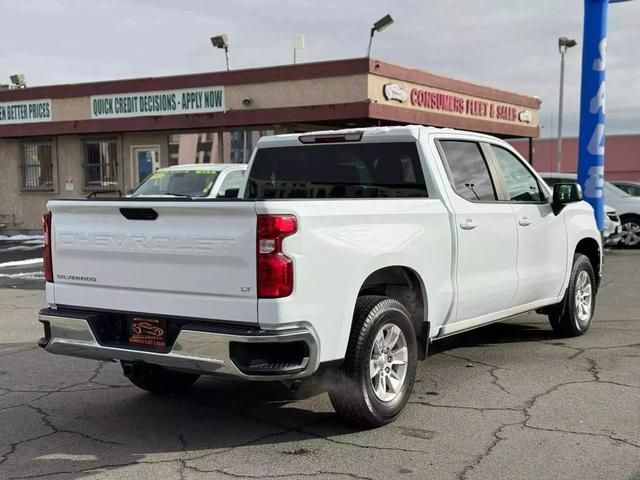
[256, 125, 505, 147]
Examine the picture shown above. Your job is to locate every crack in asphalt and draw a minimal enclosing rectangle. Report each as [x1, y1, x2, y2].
[26, 403, 122, 446]
[408, 401, 521, 413]
[0, 346, 39, 358]
[457, 418, 523, 480]
[440, 352, 512, 396]
[183, 464, 376, 480]
[454, 356, 640, 479]
[539, 341, 640, 359]
[0, 362, 126, 470]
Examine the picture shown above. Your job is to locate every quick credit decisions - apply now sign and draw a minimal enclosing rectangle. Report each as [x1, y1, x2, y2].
[90, 86, 225, 119]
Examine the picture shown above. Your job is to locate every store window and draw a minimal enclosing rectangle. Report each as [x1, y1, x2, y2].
[83, 138, 118, 190]
[19, 140, 55, 192]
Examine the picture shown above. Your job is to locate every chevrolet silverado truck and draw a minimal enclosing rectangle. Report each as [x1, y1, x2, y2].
[38, 126, 602, 427]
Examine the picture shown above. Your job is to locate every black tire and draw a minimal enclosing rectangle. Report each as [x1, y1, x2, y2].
[329, 295, 418, 428]
[548, 254, 596, 337]
[619, 214, 640, 249]
[122, 362, 199, 395]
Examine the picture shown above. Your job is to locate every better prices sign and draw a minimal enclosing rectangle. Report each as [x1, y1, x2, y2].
[0, 99, 52, 125]
[91, 86, 225, 119]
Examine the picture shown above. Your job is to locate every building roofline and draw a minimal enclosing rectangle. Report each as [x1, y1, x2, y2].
[0, 56, 540, 108]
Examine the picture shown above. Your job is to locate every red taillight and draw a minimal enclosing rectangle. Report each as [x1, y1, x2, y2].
[42, 212, 53, 283]
[257, 215, 297, 298]
[42, 212, 53, 282]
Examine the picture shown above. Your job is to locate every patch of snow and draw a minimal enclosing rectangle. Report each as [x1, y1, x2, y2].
[0, 271, 44, 279]
[0, 258, 43, 268]
[0, 245, 44, 253]
[0, 235, 44, 241]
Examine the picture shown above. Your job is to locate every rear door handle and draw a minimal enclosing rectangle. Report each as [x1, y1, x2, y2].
[459, 219, 478, 230]
[518, 217, 531, 227]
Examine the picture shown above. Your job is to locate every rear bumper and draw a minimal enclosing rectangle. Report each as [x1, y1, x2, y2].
[38, 308, 320, 380]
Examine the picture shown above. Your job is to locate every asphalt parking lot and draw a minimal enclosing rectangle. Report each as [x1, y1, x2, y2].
[0, 250, 638, 480]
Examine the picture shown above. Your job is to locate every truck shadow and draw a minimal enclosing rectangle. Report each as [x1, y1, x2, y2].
[428, 318, 559, 355]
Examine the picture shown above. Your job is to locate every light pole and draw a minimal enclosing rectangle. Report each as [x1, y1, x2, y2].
[366, 14, 394, 57]
[211, 34, 230, 71]
[556, 36, 577, 172]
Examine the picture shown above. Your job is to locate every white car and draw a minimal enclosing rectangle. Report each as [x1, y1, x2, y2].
[38, 126, 601, 427]
[541, 172, 640, 248]
[129, 163, 246, 198]
[603, 205, 622, 247]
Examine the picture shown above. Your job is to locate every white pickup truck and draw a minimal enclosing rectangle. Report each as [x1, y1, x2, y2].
[38, 126, 602, 427]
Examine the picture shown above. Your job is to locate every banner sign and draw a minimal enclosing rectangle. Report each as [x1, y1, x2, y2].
[91, 86, 225, 119]
[0, 99, 52, 125]
[379, 82, 536, 127]
[577, 0, 608, 231]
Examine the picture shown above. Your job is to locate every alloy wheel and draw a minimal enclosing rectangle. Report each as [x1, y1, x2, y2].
[369, 324, 408, 402]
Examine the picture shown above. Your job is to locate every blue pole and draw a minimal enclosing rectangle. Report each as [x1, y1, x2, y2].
[577, 0, 608, 231]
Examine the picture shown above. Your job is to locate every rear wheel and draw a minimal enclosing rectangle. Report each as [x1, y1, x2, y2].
[122, 362, 199, 395]
[620, 215, 640, 248]
[329, 295, 418, 427]
[548, 254, 596, 337]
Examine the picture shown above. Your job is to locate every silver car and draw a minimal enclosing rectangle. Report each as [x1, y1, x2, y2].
[541, 173, 631, 247]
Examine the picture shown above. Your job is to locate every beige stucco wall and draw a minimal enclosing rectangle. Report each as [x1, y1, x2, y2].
[48, 74, 370, 123]
[0, 132, 170, 231]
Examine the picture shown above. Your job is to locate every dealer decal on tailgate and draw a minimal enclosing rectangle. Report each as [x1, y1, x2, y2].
[129, 317, 167, 348]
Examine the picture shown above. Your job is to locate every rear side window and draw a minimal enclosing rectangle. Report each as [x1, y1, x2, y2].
[439, 141, 497, 201]
[246, 142, 428, 199]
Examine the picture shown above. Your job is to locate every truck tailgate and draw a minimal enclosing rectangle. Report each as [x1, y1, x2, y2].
[48, 200, 258, 324]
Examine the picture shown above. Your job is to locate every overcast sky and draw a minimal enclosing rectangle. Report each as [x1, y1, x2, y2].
[2, 0, 639, 137]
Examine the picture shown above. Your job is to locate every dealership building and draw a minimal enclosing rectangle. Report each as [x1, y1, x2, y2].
[0, 57, 540, 231]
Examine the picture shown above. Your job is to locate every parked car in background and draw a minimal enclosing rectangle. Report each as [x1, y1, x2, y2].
[541, 173, 640, 248]
[611, 180, 640, 197]
[129, 164, 246, 198]
[39, 127, 602, 427]
[603, 205, 622, 247]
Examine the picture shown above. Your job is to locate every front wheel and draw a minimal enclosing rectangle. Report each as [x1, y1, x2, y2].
[620, 215, 640, 248]
[548, 254, 596, 337]
[329, 296, 418, 427]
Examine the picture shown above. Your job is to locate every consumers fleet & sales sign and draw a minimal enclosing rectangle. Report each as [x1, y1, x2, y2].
[90, 86, 225, 119]
[0, 99, 52, 125]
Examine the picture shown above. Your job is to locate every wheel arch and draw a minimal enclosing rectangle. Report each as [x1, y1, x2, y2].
[575, 236, 601, 289]
[356, 265, 430, 360]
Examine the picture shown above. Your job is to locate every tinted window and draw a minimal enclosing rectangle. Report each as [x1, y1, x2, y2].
[130, 169, 219, 197]
[217, 170, 244, 197]
[491, 146, 544, 202]
[439, 141, 496, 201]
[247, 142, 428, 199]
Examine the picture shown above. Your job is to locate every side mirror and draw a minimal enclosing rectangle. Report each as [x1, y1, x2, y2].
[551, 182, 582, 215]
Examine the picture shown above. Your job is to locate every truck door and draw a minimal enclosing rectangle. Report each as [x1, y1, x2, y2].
[437, 140, 519, 324]
[488, 144, 567, 305]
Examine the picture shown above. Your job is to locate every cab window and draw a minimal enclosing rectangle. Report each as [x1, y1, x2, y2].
[216, 170, 244, 198]
[439, 140, 497, 201]
[491, 146, 545, 202]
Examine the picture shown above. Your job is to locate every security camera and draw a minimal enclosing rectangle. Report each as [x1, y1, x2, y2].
[242, 97, 253, 106]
